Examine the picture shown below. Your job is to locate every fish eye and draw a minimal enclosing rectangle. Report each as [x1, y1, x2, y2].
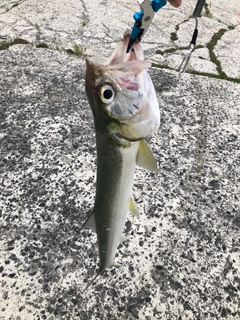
[99, 85, 115, 104]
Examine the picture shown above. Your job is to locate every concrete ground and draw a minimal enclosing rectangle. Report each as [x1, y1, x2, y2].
[0, 0, 239, 319]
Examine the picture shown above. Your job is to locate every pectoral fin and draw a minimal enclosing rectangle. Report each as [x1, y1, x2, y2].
[129, 197, 140, 218]
[136, 140, 157, 172]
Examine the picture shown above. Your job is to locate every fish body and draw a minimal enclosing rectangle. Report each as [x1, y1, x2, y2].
[94, 133, 139, 271]
[84, 31, 159, 273]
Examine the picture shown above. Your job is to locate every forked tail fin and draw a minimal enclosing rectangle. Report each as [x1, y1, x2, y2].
[82, 268, 105, 293]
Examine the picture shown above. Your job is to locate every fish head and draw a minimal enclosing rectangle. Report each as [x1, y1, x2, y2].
[85, 31, 160, 145]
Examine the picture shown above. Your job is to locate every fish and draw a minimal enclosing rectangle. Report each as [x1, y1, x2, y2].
[83, 30, 160, 281]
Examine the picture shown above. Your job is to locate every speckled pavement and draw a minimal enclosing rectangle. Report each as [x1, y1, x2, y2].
[0, 1, 240, 320]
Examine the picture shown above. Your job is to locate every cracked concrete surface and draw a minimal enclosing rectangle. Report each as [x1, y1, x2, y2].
[0, 1, 240, 320]
[0, 0, 239, 79]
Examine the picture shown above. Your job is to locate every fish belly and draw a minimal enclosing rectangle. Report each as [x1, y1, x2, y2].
[94, 133, 139, 271]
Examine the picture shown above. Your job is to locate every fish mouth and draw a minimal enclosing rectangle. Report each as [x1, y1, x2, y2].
[105, 31, 159, 141]
[99, 31, 152, 123]
[85, 31, 160, 143]
[109, 30, 143, 65]
[111, 132, 133, 147]
[111, 131, 146, 146]
[108, 115, 158, 143]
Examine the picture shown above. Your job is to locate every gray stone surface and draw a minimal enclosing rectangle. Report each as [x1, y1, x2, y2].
[0, 0, 240, 78]
[0, 1, 240, 320]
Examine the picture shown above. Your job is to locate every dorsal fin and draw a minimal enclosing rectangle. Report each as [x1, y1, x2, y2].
[136, 140, 157, 172]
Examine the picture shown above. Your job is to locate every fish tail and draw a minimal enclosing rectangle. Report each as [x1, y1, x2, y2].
[82, 268, 105, 293]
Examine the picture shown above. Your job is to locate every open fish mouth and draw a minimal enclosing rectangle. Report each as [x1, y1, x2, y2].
[109, 30, 145, 64]
[85, 30, 160, 142]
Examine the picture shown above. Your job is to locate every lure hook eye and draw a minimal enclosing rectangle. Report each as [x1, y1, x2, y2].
[99, 85, 115, 104]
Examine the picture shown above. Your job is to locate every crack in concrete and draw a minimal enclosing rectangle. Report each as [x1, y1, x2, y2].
[154, 18, 240, 83]
[0, 37, 87, 57]
[0, 37, 29, 50]
[151, 0, 240, 82]
[0, 1, 239, 83]
[206, 28, 228, 78]
[203, 2, 212, 18]
[0, 0, 27, 15]
[192, 24, 239, 82]
[1, 32, 239, 83]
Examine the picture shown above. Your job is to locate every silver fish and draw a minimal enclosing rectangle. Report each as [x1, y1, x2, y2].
[84, 31, 160, 276]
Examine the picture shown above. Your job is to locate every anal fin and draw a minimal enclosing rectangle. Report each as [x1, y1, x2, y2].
[129, 197, 140, 218]
[119, 234, 127, 244]
[81, 211, 96, 232]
